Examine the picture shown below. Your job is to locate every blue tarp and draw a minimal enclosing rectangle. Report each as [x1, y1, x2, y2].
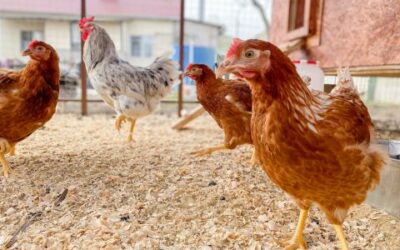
[173, 44, 216, 86]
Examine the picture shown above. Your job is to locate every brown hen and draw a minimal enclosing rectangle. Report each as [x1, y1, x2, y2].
[184, 64, 257, 165]
[216, 39, 386, 250]
[0, 40, 60, 177]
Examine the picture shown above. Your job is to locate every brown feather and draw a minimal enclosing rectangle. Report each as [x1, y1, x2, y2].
[230, 40, 386, 224]
[193, 64, 252, 149]
[0, 43, 60, 145]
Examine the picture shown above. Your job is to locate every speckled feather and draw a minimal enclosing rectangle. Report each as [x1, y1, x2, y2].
[83, 23, 180, 118]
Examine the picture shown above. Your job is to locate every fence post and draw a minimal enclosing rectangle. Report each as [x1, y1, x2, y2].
[80, 0, 88, 115]
[178, 0, 185, 117]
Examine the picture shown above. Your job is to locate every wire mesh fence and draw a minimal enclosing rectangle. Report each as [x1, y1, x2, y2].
[0, 0, 272, 115]
[1, 0, 398, 116]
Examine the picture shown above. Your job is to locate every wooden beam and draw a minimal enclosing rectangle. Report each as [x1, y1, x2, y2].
[58, 99, 199, 104]
[172, 105, 205, 130]
[279, 38, 305, 55]
[323, 65, 400, 77]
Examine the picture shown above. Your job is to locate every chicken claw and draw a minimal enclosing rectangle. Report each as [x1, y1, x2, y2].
[284, 209, 309, 250]
[0, 138, 13, 177]
[115, 114, 127, 132]
[190, 144, 227, 156]
[284, 237, 307, 250]
[115, 115, 137, 142]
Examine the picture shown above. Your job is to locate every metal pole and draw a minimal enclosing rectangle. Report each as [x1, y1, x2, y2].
[80, 0, 88, 115]
[178, 0, 185, 117]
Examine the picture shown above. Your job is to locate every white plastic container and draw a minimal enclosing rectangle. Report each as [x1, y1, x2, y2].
[293, 60, 325, 91]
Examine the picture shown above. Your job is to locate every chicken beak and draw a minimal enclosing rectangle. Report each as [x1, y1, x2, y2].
[22, 49, 32, 56]
[183, 71, 190, 77]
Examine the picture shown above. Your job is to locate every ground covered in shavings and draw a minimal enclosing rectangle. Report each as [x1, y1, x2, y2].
[0, 114, 399, 249]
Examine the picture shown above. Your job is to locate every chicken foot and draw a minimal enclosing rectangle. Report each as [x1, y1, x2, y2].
[0, 138, 13, 177]
[115, 114, 136, 142]
[285, 209, 309, 250]
[333, 224, 349, 250]
[190, 144, 227, 156]
[127, 118, 136, 142]
[115, 114, 127, 132]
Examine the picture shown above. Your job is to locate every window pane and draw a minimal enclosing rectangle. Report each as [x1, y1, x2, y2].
[142, 37, 153, 57]
[130, 36, 153, 57]
[21, 31, 33, 50]
[20, 31, 43, 50]
[130, 36, 141, 57]
[32, 31, 43, 40]
[71, 22, 81, 50]
[288, 0, 305, 31]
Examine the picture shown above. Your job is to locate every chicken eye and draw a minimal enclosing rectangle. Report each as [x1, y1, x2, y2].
[36, 46, 44, 51]
[244, 50, 257, 58]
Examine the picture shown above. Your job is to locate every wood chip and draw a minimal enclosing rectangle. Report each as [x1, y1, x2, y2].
[0, 114, 399, 249]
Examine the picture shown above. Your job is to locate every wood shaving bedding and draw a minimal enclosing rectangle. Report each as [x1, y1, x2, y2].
[0, 114, 399, 249]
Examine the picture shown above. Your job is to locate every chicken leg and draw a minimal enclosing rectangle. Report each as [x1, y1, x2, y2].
[285, 209, 309, 250]
[190, 144, 227, 156]
[115, 114, 137, 142]
[333, 224, 349, 250]
[127, 118, 136, 142]
[9, 145, 16, 156]
[250, 148, 258, 167]
[115, 114, 127, 132]
[0, 138, 12, 177]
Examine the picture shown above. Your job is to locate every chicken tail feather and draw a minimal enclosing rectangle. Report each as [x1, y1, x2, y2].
[150, 51, 181, 83]
[331, 67, 358, 95]
[365, 144, 388, 190]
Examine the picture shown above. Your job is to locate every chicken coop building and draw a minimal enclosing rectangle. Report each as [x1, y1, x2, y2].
[268, 0, 400, 105]
[267, 0, 400, 218]
[0, 0, 223, 102]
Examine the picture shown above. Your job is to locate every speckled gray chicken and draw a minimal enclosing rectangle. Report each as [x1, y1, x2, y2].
[80, 16, 180, 142]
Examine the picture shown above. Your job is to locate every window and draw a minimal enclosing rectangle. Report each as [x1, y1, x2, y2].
[21, 31, 43, 50]
[284, 0, 324, 45]
[130, 36, 153, 58]
[285, 0, 311, 40]
[71, 21, 81, 50]
[288, 0, 306, 31]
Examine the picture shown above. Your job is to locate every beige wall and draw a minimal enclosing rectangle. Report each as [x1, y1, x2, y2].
[184, 21, 219, 49]
[0, 18, 123, 63]
[0, 18, 44, 61]
[98, 21, 121, 51]
[0, 17, 220, 67]
[122, 19, 174, 66]
[44, 20, 70, 50]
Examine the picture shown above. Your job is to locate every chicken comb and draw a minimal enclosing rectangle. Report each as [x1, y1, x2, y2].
[28, 40, 40, 49]
[79, 16, 95, 28]
[226, 38, 243, 58]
